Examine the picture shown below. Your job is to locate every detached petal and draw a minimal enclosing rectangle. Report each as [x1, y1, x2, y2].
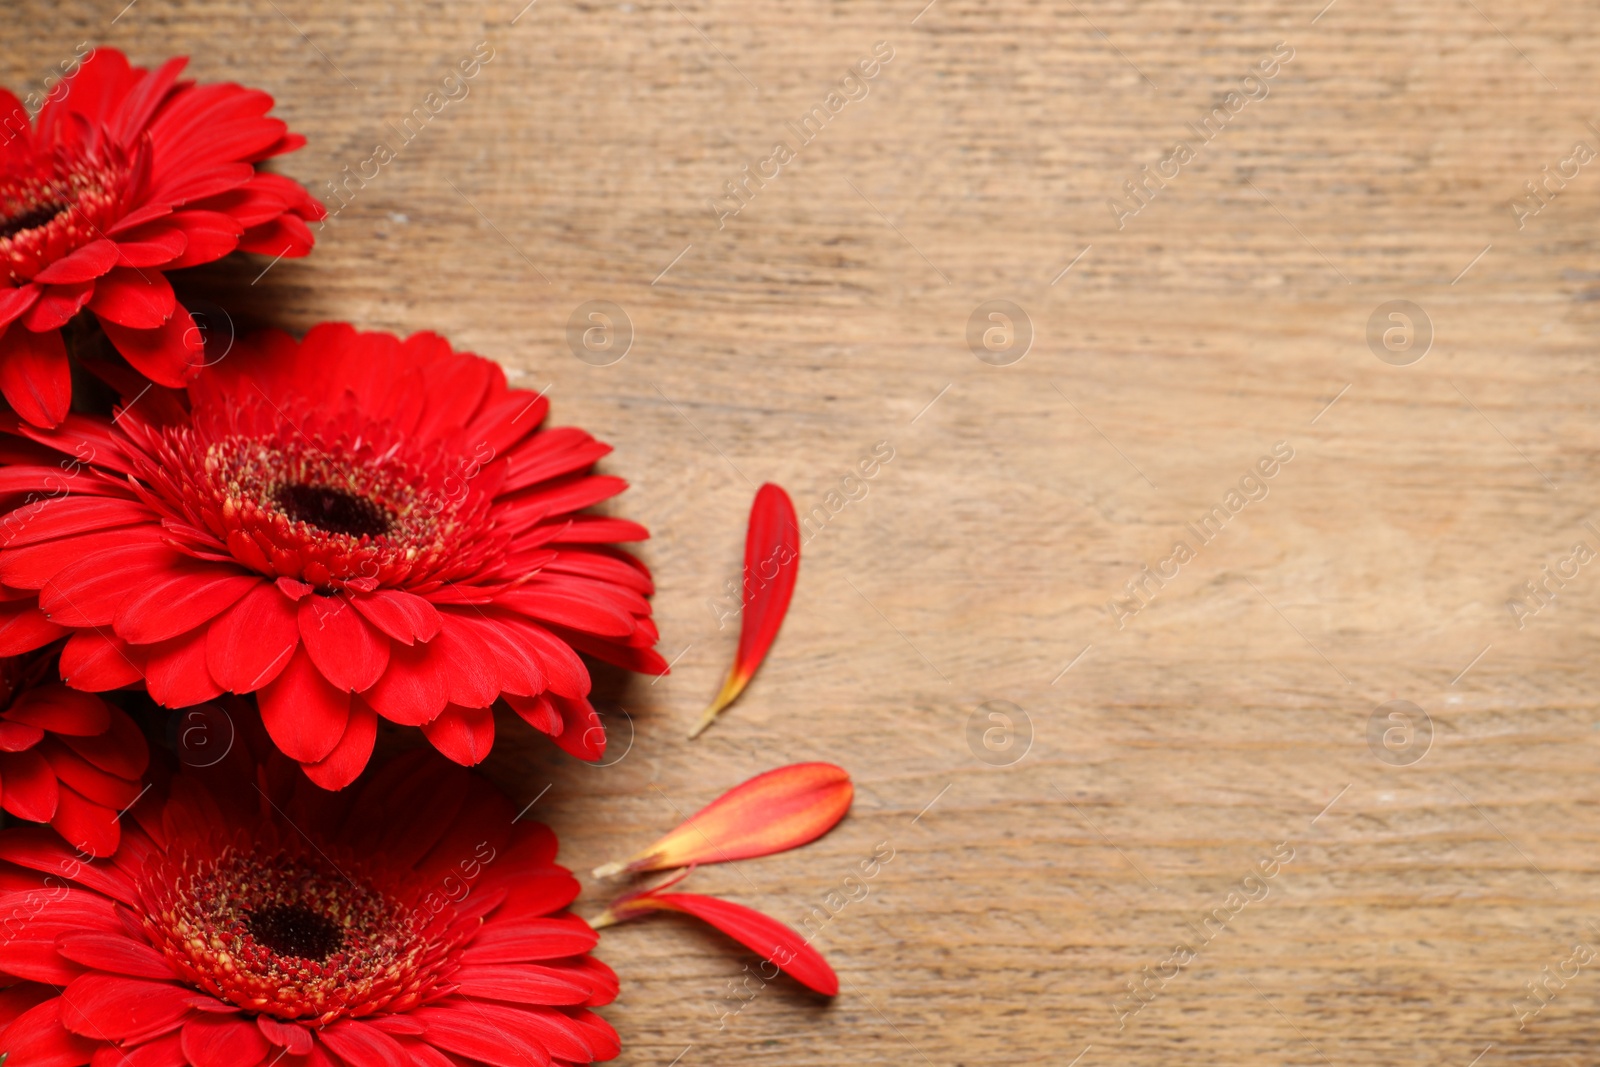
[690, 483, 798, 737]
[597, 890, 838, 996]
[594, 762, 851, 878]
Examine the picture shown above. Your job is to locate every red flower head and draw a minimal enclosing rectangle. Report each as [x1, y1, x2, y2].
[0, 647, 146, 857]
[0, 747, 620, 1066]
[0, 323, 664, 787]
[0, 48, 323, 428]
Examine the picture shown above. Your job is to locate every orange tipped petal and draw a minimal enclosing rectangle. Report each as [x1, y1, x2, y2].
[593, 762, 851, 878]
[690, 483, 798, 738]
[598, 891, 838, 996]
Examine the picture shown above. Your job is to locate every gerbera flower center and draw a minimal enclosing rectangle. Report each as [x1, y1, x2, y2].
[140, 845, 468, 1023]
[242, 902, 347, 962]
[0, 155, 129, 282]
[137, 404, 505, 589]
[272, 482, 395, 539]
[0, 199, 69, 240]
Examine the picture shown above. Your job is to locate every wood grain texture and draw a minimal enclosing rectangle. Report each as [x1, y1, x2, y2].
[12, 0, 1600, 1062]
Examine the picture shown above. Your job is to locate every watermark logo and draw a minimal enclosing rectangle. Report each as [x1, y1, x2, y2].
[583, 704, 636, 768]
[184, 299, 237, 368]
[966, 700, 1032, 766]
[1366, 300, 1432, 366]
[1367, 700, 1432, 766]
[171, 703, 236, 768]
[967, 300, 1032, 366]
[567, 301, 632, 366]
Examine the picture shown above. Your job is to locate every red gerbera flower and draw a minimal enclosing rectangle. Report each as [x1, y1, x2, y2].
[0, 323, 664, 788]
[0, 747, 620, 1066]
[0, 647, 146, 857]
[0, 48, 323, 428]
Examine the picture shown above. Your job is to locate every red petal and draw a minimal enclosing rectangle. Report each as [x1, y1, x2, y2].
[607, 891, 838, 995]
[104, 1032, 188, 1067]
[114, 567, 258, 644]
[205, 581, 298, 692]
[258, 646, 349, 763]
[237, 213, 313, 258]
[501, 427, 610, 492]
[142, 628, 224, 707]
[365, 1015, 425, 1037]
[100, 309, 203, 388]
[420, 703, 495, 766]
[59, 705, 149, 780]
[86, 267, 176, 329]
[361, 637, 448, 726]
[494, 619, 589, 699]
[256, 1016, 312, 1055]
[59, 631, 143, 691]
[0, 284, 41, 331]
[505, 693, 561, 737]
[3, 685, 110, 736]
[497, 587, 633, 638]
[111, 55, 186, 145]
[350, 588, 441, 645]
[299, 594, 389, 692]
[0, 826, 137, 903]
[595, 762, 851, 877]
[569, 1009, 621, 1060]
[0, 497, 159, 549]
[0, 998, 99, 1067]
[32, 239, 118, 285]
[37, 737, 140, 808]
[423, 1001, 593, 1065]
[0, 719, 43, 749]
[36, 541, 175, 623]
[22, 282, 93, 331]
[112, 224, 187, 267]
[161, 210, 243, 269]
[319, 1018, 412, 1067]
[51, 783, 121, 858]
[393, 1038, 458, 1067]
[691, 482, 798, 737]
[300, 696, 377, 791]
[414, 1003, 552, 1067]
[433, 615, 500, 707]
[182, 1012, 270, 1067]
[459, 916, 598, 963]
[0, 748, 60, 821]
[0, 324, 71, 428]
[451, 964, 593, 1006]
[0, 599, 68, 656]
[56, 932, 173, 979]
[456, 612, 545, 696]
[59, 974, 196, 1039]
[547, 694, 605, 761]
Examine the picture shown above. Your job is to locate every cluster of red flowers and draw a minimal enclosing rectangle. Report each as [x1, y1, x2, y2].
[0, 49, 840, 1067]
[0, 50, 677, 1067]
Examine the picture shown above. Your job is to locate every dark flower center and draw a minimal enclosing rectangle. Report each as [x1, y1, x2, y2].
[0, 201, 67, 241]
[274, 483, 394, 539]
[243, 903, 347, 962]
[140, 846, 463, 1024]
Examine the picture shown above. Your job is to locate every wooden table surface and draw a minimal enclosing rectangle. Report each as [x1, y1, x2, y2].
[15, 1, 1600, 1063]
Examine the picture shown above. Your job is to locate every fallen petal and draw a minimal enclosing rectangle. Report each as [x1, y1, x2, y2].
[690, 483, 798, 738]
[593, 762, 850, 878]
[595, 890, 838, 996]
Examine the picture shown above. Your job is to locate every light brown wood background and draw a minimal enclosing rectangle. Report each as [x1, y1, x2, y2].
[15, 0, 1600, 1063]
